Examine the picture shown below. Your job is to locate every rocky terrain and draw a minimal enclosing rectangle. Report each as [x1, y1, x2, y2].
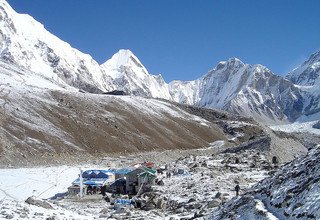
[0, 1, 319, 219]
[211, 145, 320, 220]
[312, 120, 320, 129]
[0, 148, 278, 220]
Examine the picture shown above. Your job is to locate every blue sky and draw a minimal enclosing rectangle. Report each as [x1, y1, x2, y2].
[8, 0, 320, 82]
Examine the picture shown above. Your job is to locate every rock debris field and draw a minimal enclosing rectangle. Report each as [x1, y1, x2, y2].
[0, 149, 276, 219]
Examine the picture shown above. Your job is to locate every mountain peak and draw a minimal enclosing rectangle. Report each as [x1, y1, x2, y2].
[101, 49, 143, 69]
[226, 57, 245, 67]
[213, 57, 245, 72]
[304, 50, 320, 66]
[286, 50, 320, 86]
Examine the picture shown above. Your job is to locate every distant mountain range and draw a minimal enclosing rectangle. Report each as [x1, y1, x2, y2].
[0, 0, 319, 125]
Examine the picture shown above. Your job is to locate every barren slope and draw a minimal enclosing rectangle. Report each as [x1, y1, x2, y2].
[0, 61, 228, 166]
[0, 61, 306, 167]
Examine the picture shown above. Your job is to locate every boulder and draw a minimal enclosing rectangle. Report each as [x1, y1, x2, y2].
[142, 202, 155, 211]
[5, 214, 14, 219]
[156, 179, 164, 186]
[156, 198, 165, 209]
[312, 121, 320, 129]
[215, 192, 222, 199]
[45, 216, 58, 220]
[25, 197, 54, 210]
[175, 207, 184, 213]
[99, 208, 109, 214]
[207, 199, 221, 208]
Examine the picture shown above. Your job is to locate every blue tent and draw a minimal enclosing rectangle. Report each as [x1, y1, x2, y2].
[82, 170, 113, 178]
[72, 169, 113, 186]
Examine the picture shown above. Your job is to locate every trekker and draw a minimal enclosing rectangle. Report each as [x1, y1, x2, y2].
[235, 184, 240, 196]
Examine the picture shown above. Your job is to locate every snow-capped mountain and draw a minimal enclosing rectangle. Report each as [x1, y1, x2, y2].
[0, 0, 113, 93]
[0, 0, 170, 99]
[100, 49, 171, 99]
[286, 50, 320, 87]
[170, 58, 304, 124]
[0, 0, 319, 124]
[286, 50, 320, 122]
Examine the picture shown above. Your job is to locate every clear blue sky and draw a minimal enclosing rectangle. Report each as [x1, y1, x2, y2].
[8, 0, 320, 82]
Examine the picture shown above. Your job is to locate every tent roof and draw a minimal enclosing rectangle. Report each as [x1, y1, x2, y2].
[82, 170, 112, 178]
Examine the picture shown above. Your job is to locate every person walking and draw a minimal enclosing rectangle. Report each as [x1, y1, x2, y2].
[235, 184, 240, 196]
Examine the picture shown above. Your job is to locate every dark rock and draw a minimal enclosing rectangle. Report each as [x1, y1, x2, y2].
[25, 197, 54, 210]
[100, 208, 109, 214]
[99, 214, 109, 219]
[194, 211, 204, 218]
[312, 121, 320, 129]
[185, 202, 202, 210]
[5, 214, 14, 219]
[175, 207, 184, 213]
[156, 179, 164, 186]
[45, 216, 58, 220]
[103, 90, 127, 96]
[34, 212, 44, 216]
[207, 199, 221, 208]
[215, 192, 222, 199]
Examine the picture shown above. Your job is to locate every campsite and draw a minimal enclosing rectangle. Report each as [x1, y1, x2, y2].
[0, 148, 274, 219]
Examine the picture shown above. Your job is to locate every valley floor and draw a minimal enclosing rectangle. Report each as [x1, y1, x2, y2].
[0, 148, 274, 220]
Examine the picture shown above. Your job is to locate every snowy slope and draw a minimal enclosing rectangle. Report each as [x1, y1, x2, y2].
[171, 58, 304, 124]
[211, 146, 320, 220]
[100, 49, 172, 99]
[0, 0, 114, 93]
[286, 50, 320, 122]
[0, 0, 319, 124]
[3, 60, 265, 166]
[286, 50, 320, 87]
[0, 0, 171, 99]
[169, 79, 201, 105]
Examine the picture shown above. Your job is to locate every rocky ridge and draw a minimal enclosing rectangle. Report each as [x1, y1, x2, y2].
[211, 145, 320, 220]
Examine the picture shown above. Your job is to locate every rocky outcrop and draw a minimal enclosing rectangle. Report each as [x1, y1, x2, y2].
[313, 121, 320, 129]
[25, 197, 54, 210]
[212, 146, 320, 220]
